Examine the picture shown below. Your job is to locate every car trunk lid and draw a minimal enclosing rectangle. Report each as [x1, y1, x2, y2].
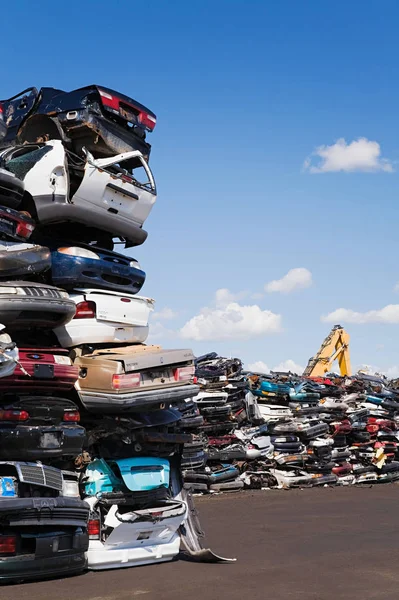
[0, 396, 78, 425]
[77, 289, 153, 326]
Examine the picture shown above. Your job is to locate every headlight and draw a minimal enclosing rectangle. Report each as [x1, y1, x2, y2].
[130, 259, 141, 269]
[58, 247, 100, 260]
[59, 291, 70, 299]
[62, 479, 80, 497]
[0, 287, 17, 294]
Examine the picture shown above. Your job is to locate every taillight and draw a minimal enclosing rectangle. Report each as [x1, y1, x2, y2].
[0, 535, 16, 555]
[367, 424, 379, 433]
[74, 300, 96, 319]
[0, 410, 29, 421]
[63, 410, 80, 422]
[87, 519, 100, 540]
[16, 221, 35, 239]
[174, 366, 195, 382]
[112, 373, 141, 390]
[98, 89, 156, 131]
[138, 111, 156, 131]
[98, 89, 119, 111]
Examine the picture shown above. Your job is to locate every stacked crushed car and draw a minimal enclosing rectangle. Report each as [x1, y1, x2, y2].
[182, 354, 399, 492]
[0, 84, 211, 583]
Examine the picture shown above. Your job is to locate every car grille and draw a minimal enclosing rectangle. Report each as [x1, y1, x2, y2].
[22, 286, 63, 299]
[18, 464, 63, 491]
[102, 255, 130, 266]
[196, 396, 227, 405]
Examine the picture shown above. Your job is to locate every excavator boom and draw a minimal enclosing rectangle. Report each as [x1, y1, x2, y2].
[303, 325, 351, 377]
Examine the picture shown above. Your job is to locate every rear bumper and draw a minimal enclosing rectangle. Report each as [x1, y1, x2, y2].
[77, 384, 200, 413]
[54, 319, 149, 348]
[0, 424, 85, 460]
[0, 550, 87, 582]
[0, 364, 78, 391]
[87, 535, 180, 570]
[33, 195, 148, 248]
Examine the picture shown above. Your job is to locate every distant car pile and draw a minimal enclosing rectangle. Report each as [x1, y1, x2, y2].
[182, 355, 399, 491]
[0, 84, 210, 583]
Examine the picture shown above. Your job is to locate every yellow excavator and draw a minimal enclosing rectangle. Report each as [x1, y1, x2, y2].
[303, 325, 351, 377]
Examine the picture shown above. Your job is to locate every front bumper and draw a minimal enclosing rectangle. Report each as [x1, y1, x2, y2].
[77, 384, 200, 413]
[51, 252, 146, 295]
[0, 496, 89, 527]
[0, 245, 50, 279]
[0, 295, 76, 329]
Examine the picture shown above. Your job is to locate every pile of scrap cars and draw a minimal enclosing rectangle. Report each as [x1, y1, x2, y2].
[182, 348, 399, 492]
[0, 84, 232, 583]
[0, 84, 397, 584]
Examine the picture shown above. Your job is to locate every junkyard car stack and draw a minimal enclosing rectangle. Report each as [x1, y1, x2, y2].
[0, 84, 206, 580]
[181, 354, 264, 493]
[179, 355, 399, 493]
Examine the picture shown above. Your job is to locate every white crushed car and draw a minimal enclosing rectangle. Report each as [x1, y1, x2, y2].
[54, 288, 154, 347]
[1, 141, 157, 247]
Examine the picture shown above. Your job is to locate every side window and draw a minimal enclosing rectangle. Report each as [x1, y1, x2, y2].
[5, 146, 52, 180]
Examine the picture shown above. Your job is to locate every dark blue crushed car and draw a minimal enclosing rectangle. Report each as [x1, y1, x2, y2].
[0, 85, 156, 160]
[49, 244, 145, 294]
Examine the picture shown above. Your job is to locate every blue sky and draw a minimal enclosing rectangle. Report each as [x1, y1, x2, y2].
[4, 1, 399, 375]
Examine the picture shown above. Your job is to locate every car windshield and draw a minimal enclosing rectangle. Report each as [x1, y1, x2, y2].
[6, 146, 51, 180]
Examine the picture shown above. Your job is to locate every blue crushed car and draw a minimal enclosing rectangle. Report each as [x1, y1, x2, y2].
[49, 244, 145, 294]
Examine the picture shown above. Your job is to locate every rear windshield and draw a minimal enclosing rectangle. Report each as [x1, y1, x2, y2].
[106, 159, 155, 193]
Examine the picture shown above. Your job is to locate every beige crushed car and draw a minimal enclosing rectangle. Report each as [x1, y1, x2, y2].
[73, 344, 199, 413]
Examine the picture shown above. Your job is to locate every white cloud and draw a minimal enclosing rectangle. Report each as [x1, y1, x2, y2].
[246, 359, 304, 375]
[322, 305, 399, 324]
[265, 268, 313, 294]
[272, 359, 304, 374]
[215, 288, 248, 307]
[247, 360, 270, 373]
[304, 137, 394, 173]
[147, 321, 177, 342]
[384, 366, 399, 378]
[179, 292, 281, 342]
[394, 282, 399, 292]
[251, 292, 264, 300]
[151, 307, 178, 321]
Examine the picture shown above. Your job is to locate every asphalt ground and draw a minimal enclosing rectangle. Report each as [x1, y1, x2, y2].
[7, 485, 399, 600]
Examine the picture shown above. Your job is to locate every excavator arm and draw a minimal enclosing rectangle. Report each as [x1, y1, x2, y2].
[303, 325, 351, 377]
